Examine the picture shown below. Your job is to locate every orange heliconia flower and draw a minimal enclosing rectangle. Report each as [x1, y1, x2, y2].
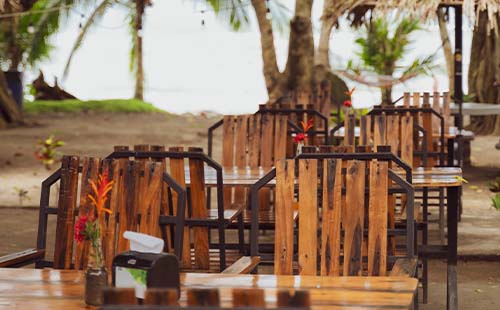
[300, 118, 314, 133]
[345, 87, 356, 98]
[88, 169, 114, 216]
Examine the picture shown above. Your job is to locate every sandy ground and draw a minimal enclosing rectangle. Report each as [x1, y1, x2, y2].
[1, 112, 500, 309]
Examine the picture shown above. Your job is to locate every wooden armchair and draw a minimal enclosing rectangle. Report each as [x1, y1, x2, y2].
[0, 154, 256, 273]
[269, 157, 416, 277]
[0, 155, 186, 269]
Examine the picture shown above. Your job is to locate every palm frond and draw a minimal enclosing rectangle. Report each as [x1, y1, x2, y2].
[62, 0, 114, 79]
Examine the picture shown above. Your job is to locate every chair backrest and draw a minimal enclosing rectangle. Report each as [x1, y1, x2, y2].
[274, 157, 413, 276]
[108, 145, 229, 272]
[38, 155, 185, 271]
[360, 114, 416, 168]
[208, 113, 288, 211]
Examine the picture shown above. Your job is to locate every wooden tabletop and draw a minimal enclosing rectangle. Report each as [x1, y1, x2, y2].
[0, 268, 417, 310]
[190, 166, 463, 188]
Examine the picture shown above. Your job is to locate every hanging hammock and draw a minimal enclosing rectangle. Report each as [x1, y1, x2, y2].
[332, 69, 419, 88]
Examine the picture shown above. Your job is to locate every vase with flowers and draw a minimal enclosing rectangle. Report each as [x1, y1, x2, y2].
[74, 169, 114, 306]
[294, 119, 314, 155]
[343, 87, 355, 116]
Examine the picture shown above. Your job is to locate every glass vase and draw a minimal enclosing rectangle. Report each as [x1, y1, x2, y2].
[296, 142, 304, 156]
[85, 238, 107, 306]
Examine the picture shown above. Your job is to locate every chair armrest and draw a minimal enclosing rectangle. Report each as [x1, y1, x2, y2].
[0, 249, 45, 268]
[389, 258, 418, 277]
[221, 256, 260, 274]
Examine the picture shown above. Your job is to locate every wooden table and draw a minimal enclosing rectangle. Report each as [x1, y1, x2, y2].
[189, 165, 463, 188]
[0, 268, 417, 310]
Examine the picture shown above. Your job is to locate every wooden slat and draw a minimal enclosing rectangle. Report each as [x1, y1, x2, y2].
[234, 115, 249, 205]
[320, 159, 342, 276]
[373, 115, 386, 147]
[344, 114, 355, 146]
[343, 160, 366, 276]
[386, 115, 399, 156]
[232, 288, 265, 307]
[187, 288, 220, 307]
[359, 115, 371, 145]
[412, 92, 420, 108]
[248, 114, 262, 169]
[138, 162, 162, 236]
[221, 256, 260, 274]
[367, 160, 388, 276]
[389, 258, 418, 277]
[400, 116, 414, 167]
[74, 157, 100, 270]
[104, 160, 123, 271]
[403, 92, 410, 107]
[53, 156, 79, 269]
[298, 159, 318, 276]
[274, 114, 288, 161]
[116, 160, 134, 253]
[260, 113, 274, 211]
[422, 93, 434, 167]
[274, 159, 295, 275]
[150, 145, 171, 251]
[169, 146, 191, 269]
[188, 147, 209, 270]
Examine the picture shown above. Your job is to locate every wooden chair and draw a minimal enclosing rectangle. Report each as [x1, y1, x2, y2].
[107, 145, 259, 273]
[0, 155, 186, 270]
[207, 113, 299, 255]
[266, 156, 416, 277]
[102, 287, 310, 309]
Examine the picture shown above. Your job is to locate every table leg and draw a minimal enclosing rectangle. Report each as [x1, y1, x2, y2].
[447, 186, 459, 310]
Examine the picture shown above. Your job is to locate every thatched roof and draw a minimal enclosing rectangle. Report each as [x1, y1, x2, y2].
[355, 1, 500, 31]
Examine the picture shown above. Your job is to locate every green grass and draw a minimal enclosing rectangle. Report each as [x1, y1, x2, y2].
[24, 99, 165, 114]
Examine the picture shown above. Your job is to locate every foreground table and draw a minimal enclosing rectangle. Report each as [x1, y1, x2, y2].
[0, 268, 417, 310]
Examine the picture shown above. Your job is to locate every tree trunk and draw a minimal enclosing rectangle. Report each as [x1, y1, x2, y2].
[250, 0, 283, 102]
[134, 0, 145, 101]
[381, 86, 392, 106]
[0, 70, 23, 126]
[467, 11, 500, 135]
[283, 0, 315, 92]
[437, 9, 454, 96]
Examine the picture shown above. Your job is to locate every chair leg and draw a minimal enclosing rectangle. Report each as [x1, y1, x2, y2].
[439, 188, 445, 245]
[237, 213, 245, 254]
[422, 188, 428, 304]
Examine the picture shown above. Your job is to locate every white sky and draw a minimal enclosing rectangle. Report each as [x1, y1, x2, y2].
[29, 0, 473, 114]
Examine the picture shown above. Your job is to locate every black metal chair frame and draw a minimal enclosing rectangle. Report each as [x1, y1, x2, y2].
[35, 158, 186, 269]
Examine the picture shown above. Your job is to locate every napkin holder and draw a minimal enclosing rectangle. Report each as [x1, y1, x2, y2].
[111, 231, 180, 299]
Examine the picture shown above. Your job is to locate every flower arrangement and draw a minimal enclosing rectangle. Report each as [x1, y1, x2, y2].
[34, 134, 65, 170]
[74, 169, 114, 269]
[294, 119, 314, 155]
[343, 87, 355, 113]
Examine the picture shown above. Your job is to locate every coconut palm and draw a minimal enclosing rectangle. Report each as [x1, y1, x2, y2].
[351, 18, 436, 105]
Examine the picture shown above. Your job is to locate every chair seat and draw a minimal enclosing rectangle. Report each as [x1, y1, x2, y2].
[180, 248, 244, 273]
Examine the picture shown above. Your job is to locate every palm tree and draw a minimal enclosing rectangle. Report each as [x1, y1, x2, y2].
[58, 0, 149, 100]
[352, 18, 435, 105]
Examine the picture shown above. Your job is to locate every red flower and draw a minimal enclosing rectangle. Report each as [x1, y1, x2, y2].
[74, 215, 89, 244]
[294, 133, 307, 143]
[343, 100, 352, 108]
